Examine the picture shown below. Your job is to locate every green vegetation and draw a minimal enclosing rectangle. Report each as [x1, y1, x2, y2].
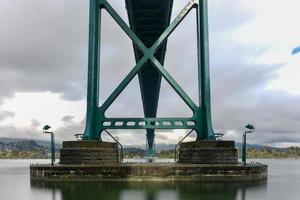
[0, 140, 51, 159]
[158, 147, 300, 159]
[245, 147, 300, 158]
[124, 147, 144, 158]
[0, 150, 48, 159]
[158, 150, 175, 158]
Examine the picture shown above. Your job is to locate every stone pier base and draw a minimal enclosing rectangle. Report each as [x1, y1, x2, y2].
[60, 141, 120, 164]
[179, 141, 238, 164]
[30, 140, 268, 182]
[30, 163, 268, 182]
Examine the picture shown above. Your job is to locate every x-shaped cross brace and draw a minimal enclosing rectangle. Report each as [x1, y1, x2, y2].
[84, 0, 215, 141]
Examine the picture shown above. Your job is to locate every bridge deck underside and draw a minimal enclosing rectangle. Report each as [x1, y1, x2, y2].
[126, 0, 174, 154]
[126, 0, 173, 119]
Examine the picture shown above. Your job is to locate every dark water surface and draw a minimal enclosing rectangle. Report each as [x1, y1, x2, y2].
[0, 159, 300, 200]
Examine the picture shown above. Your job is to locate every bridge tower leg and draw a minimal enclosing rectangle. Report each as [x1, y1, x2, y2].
[146, 129, 155, 157]
[83, 0, 101, 140]
[196, 0, 215, 140]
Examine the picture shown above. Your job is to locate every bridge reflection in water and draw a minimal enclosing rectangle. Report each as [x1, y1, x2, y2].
[31, 181, 267, 200]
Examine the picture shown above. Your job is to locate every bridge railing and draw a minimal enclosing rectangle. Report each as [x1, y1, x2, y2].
[103, 130, 124, 162]
[174, 130, 194, 162]
[74, 132, 124, 162]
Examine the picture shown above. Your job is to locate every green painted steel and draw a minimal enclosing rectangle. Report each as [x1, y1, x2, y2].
[84, 0, 100, 140]
[126, 0, 173, 158]
[83, 0, 216, 154]
[198, 0, 215, 140]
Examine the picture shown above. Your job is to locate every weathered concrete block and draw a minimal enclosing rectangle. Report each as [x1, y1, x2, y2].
[30, 163, 268, 182]
[180, 140, 235, 149]
[179, 141, 238, 164]
[60, 141, 120, 164]
[62, 141, 118, 149]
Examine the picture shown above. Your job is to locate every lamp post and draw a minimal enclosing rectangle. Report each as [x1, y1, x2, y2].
[242, 124, 255, 165]
[43, 125, 55, 166]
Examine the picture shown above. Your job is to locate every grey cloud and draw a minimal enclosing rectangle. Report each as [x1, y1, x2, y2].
[30, 119, 41, 129]
[0, 110, 15, 121]
[209, 0, 253, 34]
[0, 125, 40, 140]
[55, 117, 85, 142]
[155, 134, 169, 141]
[0, 0, 89, 102]
[61, 115, 75, 123]
[255, 133, 300, 145]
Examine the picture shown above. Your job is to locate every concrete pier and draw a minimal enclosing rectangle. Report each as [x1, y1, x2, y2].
[30, 140, 268, 182]
[60, 141, 120, 164]
[179, 141, 238, 164]
[30, 162, 267, 182]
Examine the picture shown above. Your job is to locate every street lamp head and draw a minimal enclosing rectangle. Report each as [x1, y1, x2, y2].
[245, 124, 255, 132]
[245, 124, 254, 130]
[43, 125, 51, 132]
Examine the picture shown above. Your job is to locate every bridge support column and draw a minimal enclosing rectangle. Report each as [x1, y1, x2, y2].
[84, 0, 102, 140]
[196, 0, 215, 140]
[146, 129, 155, 157]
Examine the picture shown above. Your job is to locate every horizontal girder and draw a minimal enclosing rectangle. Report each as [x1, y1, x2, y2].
[102, 117, 196, 130]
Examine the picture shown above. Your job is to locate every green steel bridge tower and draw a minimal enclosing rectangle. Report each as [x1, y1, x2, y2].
[83, 0, 216, 157]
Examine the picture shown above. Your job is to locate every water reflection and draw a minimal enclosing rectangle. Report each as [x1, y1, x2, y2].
[31, 181, 267, 200]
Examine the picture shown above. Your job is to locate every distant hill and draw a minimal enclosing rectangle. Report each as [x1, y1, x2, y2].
[235, 142, 276, 150]
[127, 142, 274, 152]
[0, 140, 43, 151]
[0, 139, 49, 159]
[0, 137, 61, 149]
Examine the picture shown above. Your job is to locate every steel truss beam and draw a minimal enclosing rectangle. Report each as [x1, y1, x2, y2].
[83, 0, 215, 141]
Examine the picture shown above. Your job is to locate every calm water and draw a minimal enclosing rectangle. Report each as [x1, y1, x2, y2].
[0, 159, 300, 200]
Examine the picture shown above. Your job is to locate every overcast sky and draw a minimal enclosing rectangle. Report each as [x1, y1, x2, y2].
[0, 0, 299, 147]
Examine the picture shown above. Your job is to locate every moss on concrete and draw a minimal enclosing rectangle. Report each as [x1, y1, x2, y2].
[30, 163, 268, 182]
